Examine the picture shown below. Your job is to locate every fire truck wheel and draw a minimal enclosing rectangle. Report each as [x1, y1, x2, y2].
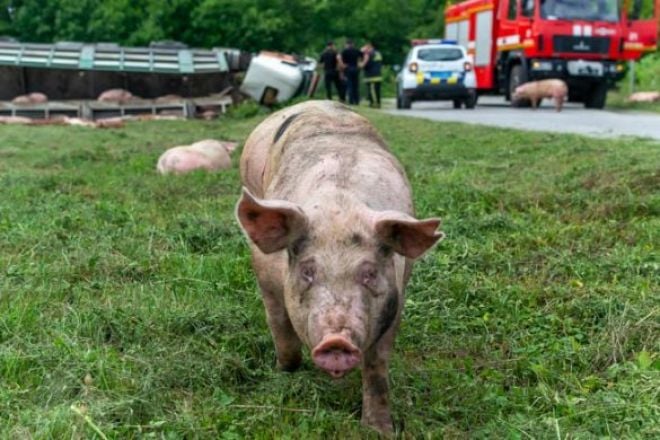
[509, 64, 530, 108]
[453, 99, 462, 109]
[584, 82, 608, 109]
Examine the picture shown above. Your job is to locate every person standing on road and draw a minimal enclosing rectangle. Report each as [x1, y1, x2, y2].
[341, 39, 363, 105]
[319, 41, 345, 102]
[361, 41, 383, 108]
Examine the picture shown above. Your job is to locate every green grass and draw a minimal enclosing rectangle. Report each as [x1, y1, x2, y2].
[608, 52, 660, 113]
[1, 109, 658, 438]
[607, 88, 660, 113]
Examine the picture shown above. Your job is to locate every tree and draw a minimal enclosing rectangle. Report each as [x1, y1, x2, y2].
[0, 0, 450, 61]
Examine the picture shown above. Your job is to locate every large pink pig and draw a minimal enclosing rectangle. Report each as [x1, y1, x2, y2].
[513, 79, 568, 111]
[235, 100, 444, 433]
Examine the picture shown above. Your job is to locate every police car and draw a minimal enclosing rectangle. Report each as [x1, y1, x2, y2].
[396, 39, 477, 109]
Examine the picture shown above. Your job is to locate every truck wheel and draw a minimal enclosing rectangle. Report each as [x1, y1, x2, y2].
[453, 99, 462, 109]
[509, 65, 530, 108]
[584, 82, 608, 109]
[464, 90, 477, 109]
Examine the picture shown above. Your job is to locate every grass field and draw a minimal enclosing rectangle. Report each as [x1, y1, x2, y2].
[1, 107, 658, 438]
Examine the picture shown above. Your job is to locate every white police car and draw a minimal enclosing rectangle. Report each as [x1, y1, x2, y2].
[396, 39, 477, 109]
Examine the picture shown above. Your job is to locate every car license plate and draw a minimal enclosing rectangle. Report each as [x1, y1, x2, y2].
[430, 77, 441, 85]
[447, 76, 458, 84]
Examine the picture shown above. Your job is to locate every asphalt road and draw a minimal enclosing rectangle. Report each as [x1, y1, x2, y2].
[385, 96, 660, 140]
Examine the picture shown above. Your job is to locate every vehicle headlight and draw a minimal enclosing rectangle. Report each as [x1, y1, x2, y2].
[532, 60, 553, 71]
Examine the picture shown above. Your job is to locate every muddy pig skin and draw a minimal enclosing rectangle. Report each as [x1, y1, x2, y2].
[235, 100, 444, 434]
[156, 139, 237, 175]
[513, 79, 568, 111]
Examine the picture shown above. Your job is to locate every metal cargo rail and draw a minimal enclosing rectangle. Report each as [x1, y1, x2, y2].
[0, 42, 249, 101]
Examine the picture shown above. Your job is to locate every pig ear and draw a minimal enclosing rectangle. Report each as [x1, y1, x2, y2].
[374, 211, 444, 259]
[236, 187, 308, 254]
[223, 141, 238, 154]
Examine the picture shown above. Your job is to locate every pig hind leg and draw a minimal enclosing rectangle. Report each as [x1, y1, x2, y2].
[554, 94, 565, 112]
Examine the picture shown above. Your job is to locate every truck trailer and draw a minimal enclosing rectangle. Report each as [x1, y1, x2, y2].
[444, 0, 659, 108]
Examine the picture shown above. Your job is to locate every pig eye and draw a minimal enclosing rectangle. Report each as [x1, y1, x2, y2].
[357, 262, 378, 289]
[299, 261, 316, 284]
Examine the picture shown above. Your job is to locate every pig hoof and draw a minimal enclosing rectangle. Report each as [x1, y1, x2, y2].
[361, 415, 394, 436]
[277, 352, 302, 372]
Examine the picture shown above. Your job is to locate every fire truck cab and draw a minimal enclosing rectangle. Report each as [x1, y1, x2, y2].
[445, 0, 659, 109]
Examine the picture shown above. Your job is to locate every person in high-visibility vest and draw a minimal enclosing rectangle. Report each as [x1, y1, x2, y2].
[361, 41, 383, 108]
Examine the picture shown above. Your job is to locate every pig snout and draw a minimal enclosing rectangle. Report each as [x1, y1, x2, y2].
[312, 335, 361, 378]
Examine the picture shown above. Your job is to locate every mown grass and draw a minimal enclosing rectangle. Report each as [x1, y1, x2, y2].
[1, 106, 658, 438]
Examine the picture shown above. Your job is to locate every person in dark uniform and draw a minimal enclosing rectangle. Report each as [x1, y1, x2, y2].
[361, 41, 383, 108]
[319, 41, 345, 102]
[340, 39, 363, 105]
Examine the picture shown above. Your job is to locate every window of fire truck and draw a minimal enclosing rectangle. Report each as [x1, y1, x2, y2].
[508, 0, 519, 19]
[540, 0, 619, 22]
[522, 0, 535, 16]
[627, 0, 655, 19]
[417, 48, 464, 61]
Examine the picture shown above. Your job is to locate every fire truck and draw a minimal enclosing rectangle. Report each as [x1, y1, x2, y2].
[444, 0, 659, 108]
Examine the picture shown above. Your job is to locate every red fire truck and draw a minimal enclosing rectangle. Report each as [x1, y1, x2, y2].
[444, 0, 659, 108]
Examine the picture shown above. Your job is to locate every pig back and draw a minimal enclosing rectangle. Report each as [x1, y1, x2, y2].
[239, 101, 413, 214]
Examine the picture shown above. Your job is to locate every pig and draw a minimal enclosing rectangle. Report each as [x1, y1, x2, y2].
[12, 92, 48, 105]
[628, 91, 660, 103]
[156, 139, 237, 175]
[513, 79, 568, 112]
[94, 117, 125, 129]
[0, 116, 33, 125]
[235, 101, 444, 434]
[98, 88, 134, 103]
[28, 92, 48, 104]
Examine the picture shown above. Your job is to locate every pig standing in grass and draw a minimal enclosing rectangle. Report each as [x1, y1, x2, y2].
[235, 100, 444, 434]
[513, 79, 568, 111]
[156, 139, 237, 175]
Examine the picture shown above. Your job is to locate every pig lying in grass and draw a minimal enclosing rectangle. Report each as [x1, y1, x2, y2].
[513, 79, 568, 111]
[156, 139, 237, 175]
[235, 100, 444, 433]
[628, 91, 660, 103]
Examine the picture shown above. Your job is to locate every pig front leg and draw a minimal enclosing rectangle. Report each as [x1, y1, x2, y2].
[261, 290, 303, 372]
[252, 251, 303, 372]
[361, 330, 396, 434]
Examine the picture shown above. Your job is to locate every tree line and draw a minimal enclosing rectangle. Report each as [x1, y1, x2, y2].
[0, 0, 447, 62]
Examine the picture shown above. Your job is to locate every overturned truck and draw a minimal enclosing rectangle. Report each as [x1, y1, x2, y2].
[0, 41, 250, 119]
